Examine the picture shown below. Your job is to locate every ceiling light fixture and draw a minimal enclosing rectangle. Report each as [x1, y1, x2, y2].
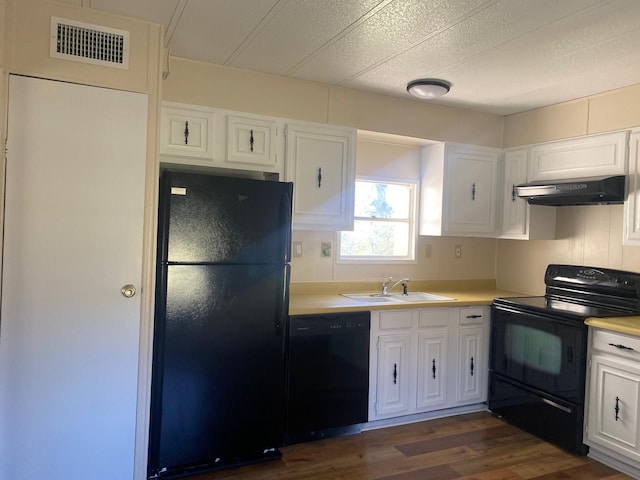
[407, 79, 450, 99]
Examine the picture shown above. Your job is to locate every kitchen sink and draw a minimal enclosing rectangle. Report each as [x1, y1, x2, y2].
[340, 293, 404, 303]
[341, 292, 455, 304]
[391, 292, 454, 302]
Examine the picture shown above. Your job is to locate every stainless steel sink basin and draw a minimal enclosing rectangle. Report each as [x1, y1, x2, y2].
[341, 292, 454, 304]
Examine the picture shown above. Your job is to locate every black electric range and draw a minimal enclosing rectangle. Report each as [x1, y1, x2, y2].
[489, 264, 640, 454]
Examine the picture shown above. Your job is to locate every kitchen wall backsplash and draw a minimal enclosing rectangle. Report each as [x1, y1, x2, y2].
[496, 205, 640, 295]
[290, 231, 497, 283]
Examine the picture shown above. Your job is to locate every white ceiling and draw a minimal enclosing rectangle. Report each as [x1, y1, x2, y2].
[58, 0, 640, 116]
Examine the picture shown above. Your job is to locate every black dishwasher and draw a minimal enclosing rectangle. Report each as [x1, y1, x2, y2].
[285, 311, 370, 444]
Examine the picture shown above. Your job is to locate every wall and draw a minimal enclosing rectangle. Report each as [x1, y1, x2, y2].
[498, 84, 640, 294]
[290, 134, 496, 282]
[162, 58, 504, 148]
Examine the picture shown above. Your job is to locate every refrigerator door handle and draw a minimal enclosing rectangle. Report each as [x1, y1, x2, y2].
[275, 265, 291, 335]
[280, 188, 293, 262]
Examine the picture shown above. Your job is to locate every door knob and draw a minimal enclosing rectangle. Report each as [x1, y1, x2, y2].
[121, 284, 137, 298]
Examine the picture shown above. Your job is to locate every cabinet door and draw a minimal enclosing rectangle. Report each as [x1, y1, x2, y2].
[624, 131, 640, 245]
[457, 326, 484, 405]
[587, 354, 640, 461]
[285, 122, 355, 230]
[501, 149, 528, 238]
[416, 329, 449, 410]
[444, 146, 499, 235]
[160, 104, 217, 160]
[529, 131, 627, 181]
[226, 114, 281, 173]
[375, 334, 412, 417]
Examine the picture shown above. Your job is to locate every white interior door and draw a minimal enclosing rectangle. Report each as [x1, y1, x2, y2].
[0, 75, 148, 480]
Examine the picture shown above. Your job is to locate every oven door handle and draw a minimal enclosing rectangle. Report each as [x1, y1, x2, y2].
[542, 397, 572, 414]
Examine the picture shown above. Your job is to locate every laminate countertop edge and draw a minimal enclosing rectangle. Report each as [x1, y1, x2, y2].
[289, 286, 524, 316]
[585, 317, 640, 337]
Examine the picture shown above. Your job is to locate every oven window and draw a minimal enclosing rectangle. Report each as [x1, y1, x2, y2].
[505, 324, 561, 375]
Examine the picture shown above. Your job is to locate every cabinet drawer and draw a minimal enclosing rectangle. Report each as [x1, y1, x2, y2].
[460, 307, 486, 325]
[418, 309, 449, 328]
[379, 310, 413, 330]
[592, 329, 640, 361]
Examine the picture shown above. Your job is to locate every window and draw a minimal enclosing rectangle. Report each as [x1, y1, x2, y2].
[338, 178, 417, 262]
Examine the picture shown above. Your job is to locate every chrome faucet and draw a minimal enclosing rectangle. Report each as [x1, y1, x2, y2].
[381, 277, 410, 295]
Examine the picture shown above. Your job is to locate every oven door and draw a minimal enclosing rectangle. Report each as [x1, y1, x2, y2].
[489, 304, 587, 403]
[489, 303, 589, 454]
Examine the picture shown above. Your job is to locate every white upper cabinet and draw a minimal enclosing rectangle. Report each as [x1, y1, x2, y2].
[624, 130, 640, 245]
[420, 143, 500, 237]
[500, 148, 556, 240]
[225, 113, 283, 172]
[529, 131, 628, 181]
[285, 121, 356, 231]
[159, 102, 284, 176]
[160, 103, 219, 161]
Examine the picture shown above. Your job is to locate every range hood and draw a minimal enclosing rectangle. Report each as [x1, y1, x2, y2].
[516, 175, 626, 206]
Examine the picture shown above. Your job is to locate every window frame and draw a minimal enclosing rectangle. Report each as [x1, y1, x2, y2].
[337, 176, 418, 264]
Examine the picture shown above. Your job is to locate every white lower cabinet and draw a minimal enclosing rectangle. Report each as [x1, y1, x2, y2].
[457, 325, 483, 404]
[376, 333, 413, 417]
[416, 325, 449, 410]
[585, 328, 640, 477]
[369, 306, 489, 421]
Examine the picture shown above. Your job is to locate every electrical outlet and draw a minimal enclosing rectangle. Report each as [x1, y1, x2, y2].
[454, 244, 462, 259]
[293, 241, 303, 257]
[321, 242, 332, 257]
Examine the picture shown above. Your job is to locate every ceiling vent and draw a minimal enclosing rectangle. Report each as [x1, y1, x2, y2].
[50, 17, 130, 70]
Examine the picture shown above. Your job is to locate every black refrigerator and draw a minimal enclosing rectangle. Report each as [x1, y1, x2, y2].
[148, 170, 293, 478]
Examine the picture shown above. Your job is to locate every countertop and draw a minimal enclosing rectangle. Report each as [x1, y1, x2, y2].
[288, 279, 523, 315]
[585, 316, 640, 337]
[290, 282, 640, 336]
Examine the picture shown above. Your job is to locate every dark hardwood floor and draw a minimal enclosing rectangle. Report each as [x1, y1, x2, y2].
[186, 412, 631, 480]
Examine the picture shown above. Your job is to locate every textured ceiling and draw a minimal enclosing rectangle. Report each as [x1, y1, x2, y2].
[58, 0, 640, 116]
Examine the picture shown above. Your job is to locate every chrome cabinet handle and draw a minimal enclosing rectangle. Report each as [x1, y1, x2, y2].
[250, 129, 254, 152]
[393, 363, 398, 385]
[317, 167, 322, 188]
[615, 396, 621, 421]
[471, 182, 476, 201]
[470, 356, 475, 376]
[184, 121, 189, 145]
[512, 184, 516, 202]
[432, 359, 436, 379]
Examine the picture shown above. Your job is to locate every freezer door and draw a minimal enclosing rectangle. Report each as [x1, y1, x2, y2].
[148, 264, 289, 474]
[158, 171, 292, 264]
